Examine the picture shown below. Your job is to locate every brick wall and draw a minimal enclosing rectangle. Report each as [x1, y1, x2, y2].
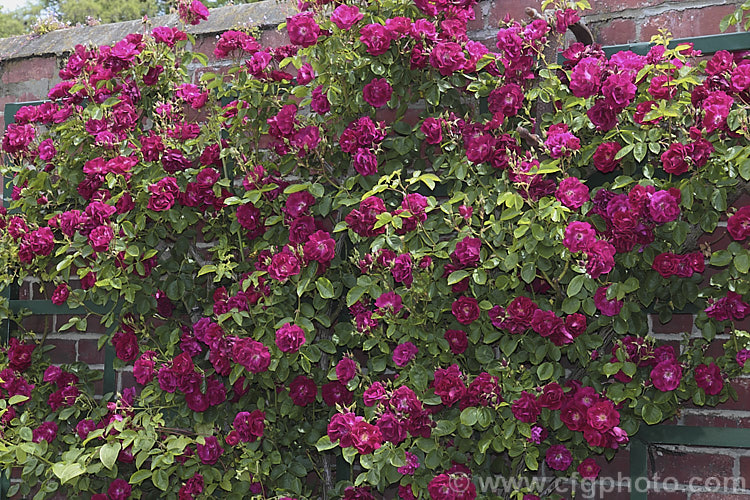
[1, 0, 748, 497]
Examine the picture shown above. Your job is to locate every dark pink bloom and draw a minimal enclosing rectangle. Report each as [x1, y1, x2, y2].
[594, 286, 623, 317]
[392, 342, 418, 367]
[195, 435, 224, 465]
[452, 296, 480, 325]
[563, 221, 595, 253]
[289, 375, 317, 406]
[335, 358, 357, 384]
[303, 230, 335, 263]
[511, 391, 540, 423]
[107, 479, 131, 500]
[362, 78, 393, 108]
[275, 323, 306, 353]
[650, 360, 682, 391]
[444, 329, 468, 354]
[577, 458, 601, 479]
[428, 472, 476, 500]
[545, 444, 572, 471]
[555, 177, 589, 209]
[331, 4, 363, 30]
[268, 250, 300, 283]
[51, 283, 69, 305]
[728, 206, 750, 241]
[430, 42, 466, 76]
[359, 24, 392, 56]
[695, 362, 723, 395]
[287, 12, 320, 47]
[375, 291, 403, 314]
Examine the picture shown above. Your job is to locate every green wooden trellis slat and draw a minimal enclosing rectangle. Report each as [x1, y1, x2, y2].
[2, 101, 118, 500]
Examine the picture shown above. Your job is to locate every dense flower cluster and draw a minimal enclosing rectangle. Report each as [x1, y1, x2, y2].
[0, 0, 747, 498]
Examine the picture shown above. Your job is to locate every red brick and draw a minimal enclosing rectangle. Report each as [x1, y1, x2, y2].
[651, 313, 694, 334]
[260, 29, 290, 48]
[598, 448, 629, 478]
[587, 0, 668, 15]
[650, 448, 735, 484]
[648, 491, 688, 500]
[640, 5, 739, 41]
[721, 378, 750, 410]
[78, 337, 106, 364]
[594, 18, 637, 46]
[46, 339, 76, 365]
[119, 370, 136, 389]
[86, 316, 109, 335]
[0, 57, 58, 84]
[681, 413, 750, 428]
[21, 314, 50, 333]
[691, 495, 750, 500]
[191, 36, 218, 62]
[740, 456, 750, 486]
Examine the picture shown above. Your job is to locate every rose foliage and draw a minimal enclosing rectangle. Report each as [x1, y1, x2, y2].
[2, 0, 750, 498]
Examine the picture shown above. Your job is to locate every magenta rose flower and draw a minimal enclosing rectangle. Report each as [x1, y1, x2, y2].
[444, 329, 468, 354]
[362, 78, 393, 108]
[267, 250, 300, 283]
[452, 296, 480, 325]
[577, 458, 601, 479]
[695, 362, 723, 395]
[275, 323, 306, 353]
[196, 435, 224, 465]
[511, 391, 540, 423]
[335, 358, 357, 384]
[421, 117, 443, 144]
[359, 24, 392, 56]
[330, 4, 363, 30]
[728, 206, 750, 241]
[287, 12, 321, 48]
[555, 177, 589, 209]
[593, 142, 622, 173]
[88, 225, 114, 252]
[289, 375, 317, 406]
[392, 342, 418, 367]
[545, 444, 572, 471]
[594, 286, 623, 317]
[563, 221, 595, 253]
[650, 360, 682, 391]
[51, 283, 69, 305]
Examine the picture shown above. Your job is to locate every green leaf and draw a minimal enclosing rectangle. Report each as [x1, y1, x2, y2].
[346, 286, 366, 307]
[710, 250, 732, 267]
[633, 142, 647, 163]
[315, 435, 337, 451]
[52, 463, 85, 484]
[316, 278, 335, 299]
[475, 345, 495, 364]
[567, 275, 586, 297]
[130, 469, 152, 484]
[736, 253, 750, 274]
[642, 403, 663, 425]
[197, 264, 217, 277]
[8, 395, 29, 405]
[152, 469, 169, 491]
[460, 407, 478, 426]
[537, 362, 554, 381]
[100, 441, 121, 469]
[521, 262, 536, 284]
[448, 270, 470, 285]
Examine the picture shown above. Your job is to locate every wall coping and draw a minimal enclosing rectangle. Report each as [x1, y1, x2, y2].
[0, 0, 295, 63]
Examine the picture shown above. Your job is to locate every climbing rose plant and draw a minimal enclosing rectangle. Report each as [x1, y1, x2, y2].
[1, 0, 750, 498]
